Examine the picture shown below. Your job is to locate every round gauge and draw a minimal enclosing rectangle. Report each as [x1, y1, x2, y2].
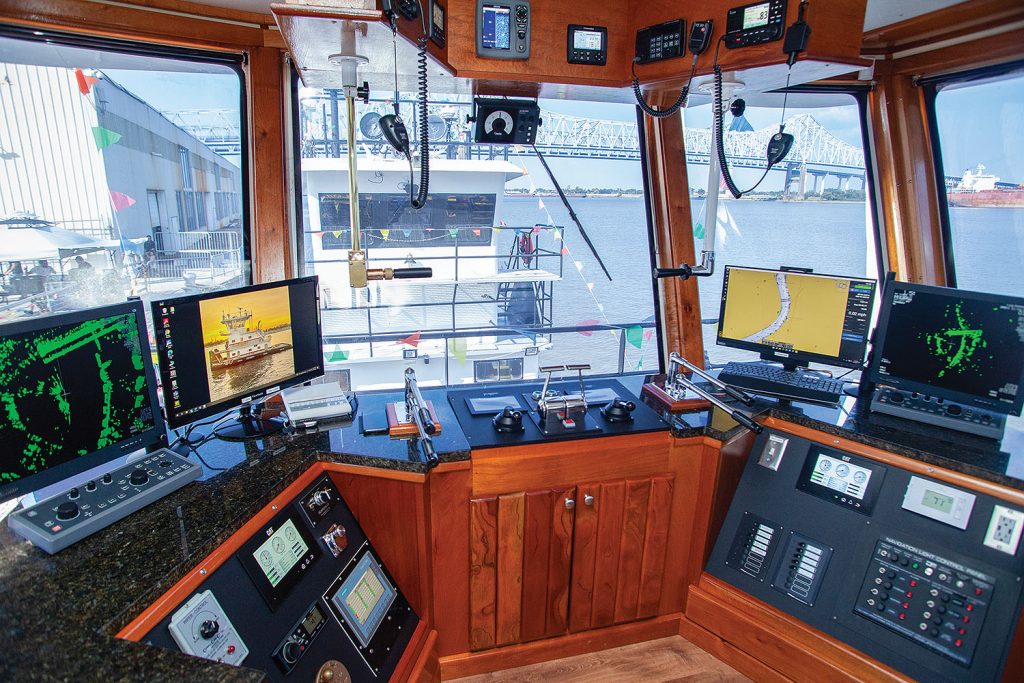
[272, 538, 284, 553]
[836, 464, 850, 477]
[286, 527, 298, 542]
[259, 550, 272, 566]
[818, 459, 832, 472]
[853, 471, 867, 484]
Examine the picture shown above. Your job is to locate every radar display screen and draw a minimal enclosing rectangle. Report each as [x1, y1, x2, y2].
[872, 284, 1024, 414]
[0, 305, 160, 498]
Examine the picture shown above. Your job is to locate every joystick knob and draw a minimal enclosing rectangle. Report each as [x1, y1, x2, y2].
[601, 397, 636, 423]
[199, 619, 220, 640]
[56, 501, 79, 521]
[492, 406, 525, 433]
[129, 469, 149, 486]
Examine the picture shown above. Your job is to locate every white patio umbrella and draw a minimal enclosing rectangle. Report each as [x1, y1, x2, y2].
[0, 217, 107, 262]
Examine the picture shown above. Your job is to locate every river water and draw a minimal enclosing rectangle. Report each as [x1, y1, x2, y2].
[493, 196, 1023, 372]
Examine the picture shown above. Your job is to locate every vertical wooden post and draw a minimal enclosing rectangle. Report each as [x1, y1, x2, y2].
[869, 69, 947, 284]
[248, 46, 291, 283]
[643, 107, 706, 367]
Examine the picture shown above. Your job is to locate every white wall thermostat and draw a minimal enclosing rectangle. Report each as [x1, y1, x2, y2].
[901, 476, 975, 530]
[168, 590, 249, 666]
[984, 505, 1024, 555]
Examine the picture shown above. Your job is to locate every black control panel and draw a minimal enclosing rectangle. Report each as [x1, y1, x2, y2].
[635, 19, 685, 64]
[142, 475, 418, 682]
[707, 429, 1024, 682]
[854, 539, 991, 667]
[725, 0, 786, 49]
[567, 25, 607, 65]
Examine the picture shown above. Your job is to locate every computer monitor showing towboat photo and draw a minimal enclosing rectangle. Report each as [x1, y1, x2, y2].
[717, 266, 877, 369]
[152, 277, 323, 435]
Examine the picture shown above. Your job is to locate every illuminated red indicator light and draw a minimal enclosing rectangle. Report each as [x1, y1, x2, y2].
[902, 602, 910, 609]
[955, 639, 963, 648]
[975, 588, 983, 596]
[966, 604, 974, 612]
[899, 613, 906, 620]
[909, 580, 917, 587]
[962, 616, 971, 624]
[905, 592, 913, 598]
[227, 645, 235, 654]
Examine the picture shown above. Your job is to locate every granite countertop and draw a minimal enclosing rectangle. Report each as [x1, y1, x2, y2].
[3, 376, 1022, 680]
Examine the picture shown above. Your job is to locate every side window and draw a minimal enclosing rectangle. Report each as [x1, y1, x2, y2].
[927, 65, 1024, 297]
[0, 29, 249, 319]
[681, 91, 879, 366]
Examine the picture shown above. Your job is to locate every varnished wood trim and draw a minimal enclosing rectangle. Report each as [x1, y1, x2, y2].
[320, 461, 427, 483]
[677, 616, 798, 683]
[868, 72, 947, 284]
[883, 27, 1024, 78]
[431, 460, 471, 474]
[689, 574, 911, 682]
[763, 417, 1024, 507]
[471, 432, 672, 496]
[469, 496, 498, 650]
[439, 613, 682, 679]
[495, 492, 525, 645]
[116, 462, 328, 641]
[862, 0, 1024, 53]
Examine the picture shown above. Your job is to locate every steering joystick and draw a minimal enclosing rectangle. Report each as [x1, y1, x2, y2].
[601, 397, 636, 423]
[492, 406, 525, 433]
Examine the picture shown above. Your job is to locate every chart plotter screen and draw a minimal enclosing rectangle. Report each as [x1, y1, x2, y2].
[0, 307, 159, 496]
[717, 266, 876, 368]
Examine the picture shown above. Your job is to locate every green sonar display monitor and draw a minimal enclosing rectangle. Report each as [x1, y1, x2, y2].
[0, 301, 165, 501]
[868, 282, 1024, 416]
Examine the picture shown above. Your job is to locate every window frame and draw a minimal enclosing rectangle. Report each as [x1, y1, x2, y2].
[0, 23, 253, 272]
[288, 78, 667, 386]
[921, 59, 1024, 288]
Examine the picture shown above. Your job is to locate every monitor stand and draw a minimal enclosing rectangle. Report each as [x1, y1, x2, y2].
[759, 352, 807, 374]
[213, 404, 285, 442]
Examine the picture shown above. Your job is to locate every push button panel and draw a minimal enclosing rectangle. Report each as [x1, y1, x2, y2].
[855, 539, 992, 666]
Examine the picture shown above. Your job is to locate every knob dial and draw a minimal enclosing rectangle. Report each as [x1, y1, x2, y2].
[129, 469, 149, 486]
[282, 639, 301, 664]
[85, 480, 97, 492]
[56, 501, 79, 521]
[199, 619, 220, 640]
[68, 487, 80, 500]
[101, 473, 113, 484]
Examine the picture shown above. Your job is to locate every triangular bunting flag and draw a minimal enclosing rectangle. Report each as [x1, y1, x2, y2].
[561, 246, 569, 255]
[332, 231, 342, 239]
[74, 68, 99, 95]
[92, 126, 122, 150]
[326, 345, 349, 362]
[576, 320, 600, 337]
[625, 325, 644, 350]
[472, 228, 481, 236]
[109, 191, 136, 211]
[448, 337, 467, 364]
[380, 229, 390, 241]
[399, 331, 422, 348]
[449, 228, 458, 238]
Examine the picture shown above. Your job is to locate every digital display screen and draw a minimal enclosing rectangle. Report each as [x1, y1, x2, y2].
[873, 285, 1024, 412]
[152, 277, 323, 429]
[922, 490, 955, 514]
[743, 3, 771, 29]
[0, 305, 159, 498]
[331, 552, 397, 648]
[432, 3, 444, 27]
[481, 5, 511, 50]
[254, 518, 310, 587]
[718, 266, 876, 368]
[466, 395, 520, 414]
[302, 606, 324, 634]
[573, 29, 603, 51]
[809, 453, 873, 500]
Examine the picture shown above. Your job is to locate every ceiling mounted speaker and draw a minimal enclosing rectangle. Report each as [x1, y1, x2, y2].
[471, 97, 541, 145]
[359, 112, 382, 139]
[427, 114, 448, 140]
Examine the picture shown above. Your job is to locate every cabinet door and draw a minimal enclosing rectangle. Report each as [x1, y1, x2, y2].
[469, 486, 575, 650]
[569, 474, 674, 632]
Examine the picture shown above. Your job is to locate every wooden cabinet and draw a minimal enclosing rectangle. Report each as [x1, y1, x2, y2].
[469, 474, 674, 651]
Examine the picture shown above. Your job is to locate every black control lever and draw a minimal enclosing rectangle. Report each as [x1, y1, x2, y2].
[653, 265, 693, 280]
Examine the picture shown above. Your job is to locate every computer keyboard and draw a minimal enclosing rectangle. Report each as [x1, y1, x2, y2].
[717, 362, 846, 404]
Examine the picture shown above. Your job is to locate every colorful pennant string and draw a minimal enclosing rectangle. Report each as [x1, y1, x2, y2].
[399, 331, 422, 348]
[326, 345, 349, 362]
[74, 68, 99, 95]
[92, 126, 122, 150]
[109, 191, 136, 211]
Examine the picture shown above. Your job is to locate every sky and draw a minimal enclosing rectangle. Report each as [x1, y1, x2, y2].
[103, 67, 1023, 191]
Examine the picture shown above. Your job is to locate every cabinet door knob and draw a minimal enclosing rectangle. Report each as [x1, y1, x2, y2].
[584, 494, 595, 506]
[564, 498, 576, 510]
